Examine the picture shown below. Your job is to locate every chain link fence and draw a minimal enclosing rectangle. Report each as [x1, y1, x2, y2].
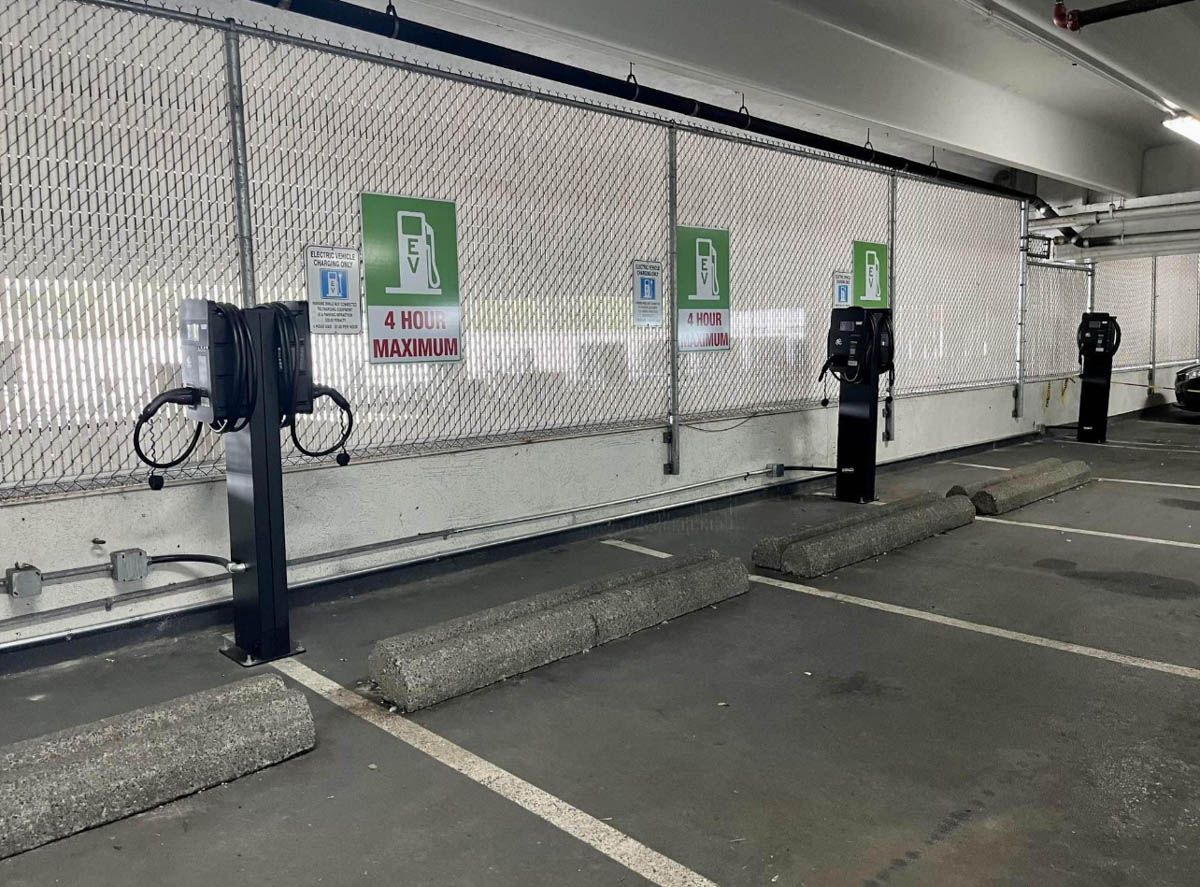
[0, 0, 239, 499]
[675, 133, 889, 419]
[893, 179, 1022, 395]
[1094, 257, 1154, 369]
[8, 0, 1196, 504]
[1026, 263, 1090, 381]
[1153, 254, 1200, 368]
[240, 35, 672, 460]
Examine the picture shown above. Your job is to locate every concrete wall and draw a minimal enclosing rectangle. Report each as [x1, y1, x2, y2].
[0, 370, 1175, 650]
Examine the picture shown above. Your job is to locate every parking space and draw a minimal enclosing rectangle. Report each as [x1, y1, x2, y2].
[3, 413, 1200, 885]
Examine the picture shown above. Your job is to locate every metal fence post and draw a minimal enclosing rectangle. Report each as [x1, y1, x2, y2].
[1149, 256, 1158, 389]
[884, 173, 897, 443]
[1014, 201, 1029, 419]
[1086, 262, 1096, 312]
[224, 21, 257, 308]
[664, 126, 681, 476]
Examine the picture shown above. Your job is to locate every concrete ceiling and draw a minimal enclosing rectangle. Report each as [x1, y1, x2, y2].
[376, 0, 1200, 196]
[192, 0, 1200, 197]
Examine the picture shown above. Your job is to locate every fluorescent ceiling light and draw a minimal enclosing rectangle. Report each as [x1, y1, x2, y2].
[1164, 114, 1200, 145]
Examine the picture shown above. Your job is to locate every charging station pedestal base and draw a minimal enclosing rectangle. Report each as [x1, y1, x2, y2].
[1077, 312, 1120, 444]
[835, 372, 880, 503]
[1077, 352, 1114, 443]
[221, 308, 301, 666]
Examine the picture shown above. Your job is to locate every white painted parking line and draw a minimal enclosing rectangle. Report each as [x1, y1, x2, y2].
[1098, 477, 1200, 491]
[976, 516, 1200, 550]
[273, 658, 717, 887]
[1050, 439, 1200, 455]
[750, 575, 1200, 682]
[601, 539, 675, 559]
[949, 462, 1011, 471]
[1106, 438, 1200, 452]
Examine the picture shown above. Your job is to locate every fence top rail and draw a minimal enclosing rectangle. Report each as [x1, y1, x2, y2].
[1029, 259, 1094, 273]
[73, 0, 1022, 205]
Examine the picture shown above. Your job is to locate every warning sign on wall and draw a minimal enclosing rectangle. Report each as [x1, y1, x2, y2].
[361, 192, 462, 364]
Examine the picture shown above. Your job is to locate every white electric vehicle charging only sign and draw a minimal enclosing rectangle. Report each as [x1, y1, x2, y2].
[361, 193, 462, 364]
[305, 245, 361, 335]
[632, 260, 663, 328]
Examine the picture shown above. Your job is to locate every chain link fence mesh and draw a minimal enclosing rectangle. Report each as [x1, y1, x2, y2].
[893, 179, 1021, 395]
[1093, 257, 1153, 369]
[1153, 254, 1200, 368]
[8, 0, 1194, 503]
[0, 0, 239, 500]
[675, 134, 889, 418]
[1025, 264, 1089, 381]
[241, 36, 671, 460]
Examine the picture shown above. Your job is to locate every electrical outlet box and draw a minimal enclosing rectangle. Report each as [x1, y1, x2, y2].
[5, 564, 42, 598]
[110, 548, 151, 582]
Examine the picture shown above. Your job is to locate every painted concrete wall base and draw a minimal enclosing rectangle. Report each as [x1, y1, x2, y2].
[0, 369, 1178, 650]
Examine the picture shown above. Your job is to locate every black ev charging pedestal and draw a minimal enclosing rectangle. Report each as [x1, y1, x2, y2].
[135, 299, 354, 668]
[821, 307, 894, 503]
[221, 307, 302, 666]
[1076, 311, 1121, 444]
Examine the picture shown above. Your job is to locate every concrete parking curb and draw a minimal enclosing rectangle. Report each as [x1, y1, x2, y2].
[0, 675, 315, 860]
[946, 458, 1063, 498]
[369, 553, 748, 712]
[972, 459, 1092, 515]
[753, 494, 975, 578]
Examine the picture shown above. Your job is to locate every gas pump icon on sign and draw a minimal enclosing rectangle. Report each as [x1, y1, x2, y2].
[387, 211, 442, 296]
[864, 249, 882, 302]
[690, 238, 720, 301]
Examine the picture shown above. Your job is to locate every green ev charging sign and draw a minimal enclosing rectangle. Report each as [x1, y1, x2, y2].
[361, 192, 462, 364]
[852, 240, 889, 308]
[676, 225, 731, 351]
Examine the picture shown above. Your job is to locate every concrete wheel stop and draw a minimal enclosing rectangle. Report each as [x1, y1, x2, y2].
[368, 552, 748, 712]
[955, 459, 1092, 515]
[752, 492, 976, 578]
[0, 674, 315, 860]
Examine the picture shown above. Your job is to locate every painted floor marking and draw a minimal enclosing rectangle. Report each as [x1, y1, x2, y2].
[1098, 477, 1200, 491]
[948, 469, 1200, 491]
[750, 575, 1200, 682]
[601, 539, 675, 559]
[272, 658, 717, 887]
[976, 515, 1200, 550]
[1106, 438, 1200, 451]
[1050, 439, 1200, 455]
